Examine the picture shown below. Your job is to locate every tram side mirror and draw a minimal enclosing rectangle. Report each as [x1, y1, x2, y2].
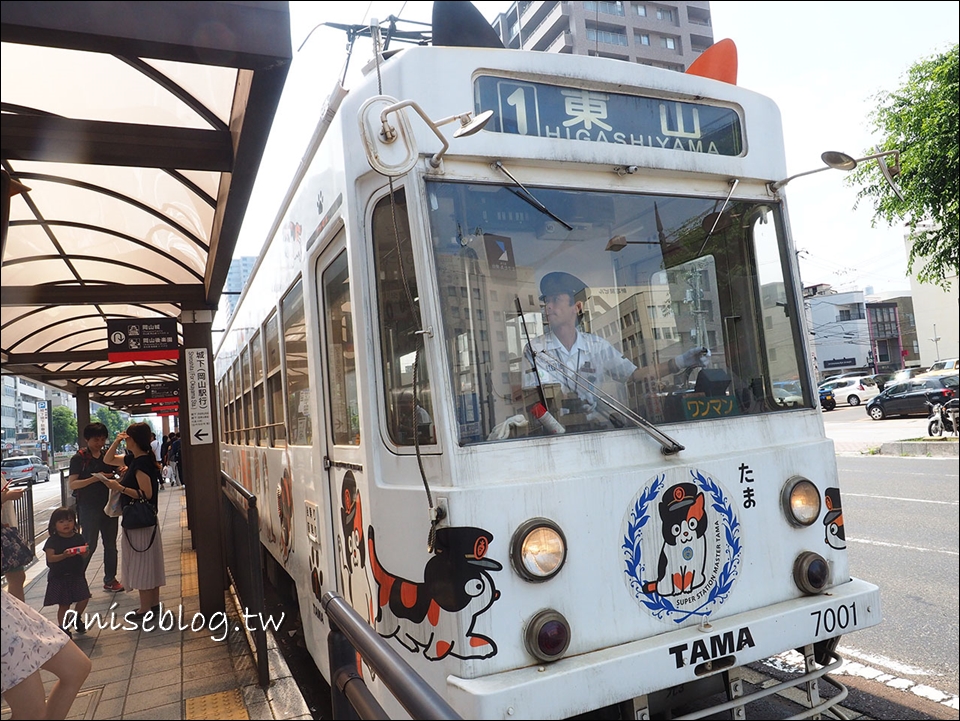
[360, 95, 493, 174]
[359, 95, 420, 176]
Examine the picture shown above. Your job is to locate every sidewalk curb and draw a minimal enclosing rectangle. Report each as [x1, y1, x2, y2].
[879, 439, 959, 457]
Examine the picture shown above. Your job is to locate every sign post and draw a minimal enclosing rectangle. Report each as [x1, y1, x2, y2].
[185, 348, 212, 445]
[37, 399, 50, 463]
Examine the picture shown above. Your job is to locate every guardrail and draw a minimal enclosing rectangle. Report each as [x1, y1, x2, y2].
[4, 482, 37, 554]
[322, 592, 461, 720]
[220, 472, 269, 688]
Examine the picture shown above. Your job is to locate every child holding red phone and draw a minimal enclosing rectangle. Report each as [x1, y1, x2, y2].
[43, 507, 91, 635]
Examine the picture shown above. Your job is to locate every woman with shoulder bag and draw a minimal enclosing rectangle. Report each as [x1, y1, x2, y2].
[103, 423, 164, 625]
[1, 486, 34, 601]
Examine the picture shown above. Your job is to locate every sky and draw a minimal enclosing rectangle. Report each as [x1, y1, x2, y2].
[233, 1, 960, 297]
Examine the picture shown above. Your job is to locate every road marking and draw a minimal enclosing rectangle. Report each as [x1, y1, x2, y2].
[847, 537, 959, 556]
[765, 649, 959, 710]
[844, 492, 959, 505]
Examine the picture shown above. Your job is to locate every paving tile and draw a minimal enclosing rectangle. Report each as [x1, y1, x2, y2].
[98, 680, 130, 702]
[183, 645, 229, 667]
[132, 643, 181, 666]
[128, 666, 181, 695]
[120, 700, 182, 719]
[184, 657, 237, 680]
[122, 685, 183, 716]
[85, 664, 134, 687]
[182, 671, 243, 698]
[91, 695, 125, 719]
[133, 650, 183, 675]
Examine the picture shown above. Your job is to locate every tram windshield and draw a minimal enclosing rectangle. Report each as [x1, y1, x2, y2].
[377, 181, 809, 446]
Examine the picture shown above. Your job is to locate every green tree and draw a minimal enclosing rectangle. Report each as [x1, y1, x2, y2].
[94, 406, 127, 439]
[850, 43, 959, 288]
[50, 406, 77, 451]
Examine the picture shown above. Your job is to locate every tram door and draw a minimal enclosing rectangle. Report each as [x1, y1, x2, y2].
[316, 233, 375, 626]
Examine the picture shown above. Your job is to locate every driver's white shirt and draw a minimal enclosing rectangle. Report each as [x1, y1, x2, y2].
[523, 329, 636, 405]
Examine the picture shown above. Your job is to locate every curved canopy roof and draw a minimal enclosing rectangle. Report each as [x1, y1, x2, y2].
[1, 1, 291, 414]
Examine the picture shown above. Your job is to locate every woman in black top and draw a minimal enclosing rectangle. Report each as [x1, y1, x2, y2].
[104, 423, 165, 623]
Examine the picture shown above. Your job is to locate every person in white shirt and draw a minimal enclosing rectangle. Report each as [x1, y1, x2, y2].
[523, 272, 708, 421]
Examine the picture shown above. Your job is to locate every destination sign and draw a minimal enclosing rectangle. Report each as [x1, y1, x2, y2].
[475, 75, 743, 156]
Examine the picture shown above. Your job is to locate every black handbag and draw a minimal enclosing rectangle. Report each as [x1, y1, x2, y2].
[1, 524, 34, 573]
[121, 490, 157, 529]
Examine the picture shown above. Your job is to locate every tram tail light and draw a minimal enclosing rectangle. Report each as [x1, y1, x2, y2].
[525, 609, 571, 662]
[793, 551, 830, 595]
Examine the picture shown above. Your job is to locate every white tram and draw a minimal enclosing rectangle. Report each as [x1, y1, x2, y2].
[215, 11, 880, 719]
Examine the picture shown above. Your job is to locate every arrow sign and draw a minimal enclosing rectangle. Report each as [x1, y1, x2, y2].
[185, 348, 213, 445]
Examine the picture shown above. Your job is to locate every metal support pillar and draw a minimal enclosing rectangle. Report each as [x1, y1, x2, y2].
[76, 387, 91, 448]
[179, 309, 226, 616]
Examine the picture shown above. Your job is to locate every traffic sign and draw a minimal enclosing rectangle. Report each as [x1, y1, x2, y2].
[185, 348, 213, 445]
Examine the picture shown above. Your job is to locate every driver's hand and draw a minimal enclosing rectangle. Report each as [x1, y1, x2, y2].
[675, 346, 711, 370]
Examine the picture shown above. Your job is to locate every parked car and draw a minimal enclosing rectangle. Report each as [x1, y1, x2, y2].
[819, 387, 837, 411]
[818, 375, 880, 407]
[866, 373, 894, 392]
[865, 375, 958, 420]
[917, 358, 959, 378]
[820, 371, 867, 385]
[772, 382, 803, 408]
[891, 367, 928, 383]
[1, 455, 51, 485]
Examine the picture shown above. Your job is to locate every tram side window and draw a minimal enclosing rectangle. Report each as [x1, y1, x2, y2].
[232, 358, 245, 444]
[372, 189, 436, 447]
[282, 280, 312, 445]
[218, 378, 227, 442]
[751, 209, 807, 409]
[322, 245, 361, 446]
[241, 346, 253, 444]
[265, 311, 286, 445]
[251, 331, 266, 445]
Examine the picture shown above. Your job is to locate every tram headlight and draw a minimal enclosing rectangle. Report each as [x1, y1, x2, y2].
[781, 476, 821, 527]
[794, 551, 830, 594]
[511, 518, 567, 582]
[525, 609, 571, 662]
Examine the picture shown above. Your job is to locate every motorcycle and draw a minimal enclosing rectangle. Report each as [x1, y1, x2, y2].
[927, 398, 959, 436]
[819, 388, 836, 411]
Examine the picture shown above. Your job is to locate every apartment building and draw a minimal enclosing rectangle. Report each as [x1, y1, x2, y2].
[492, 0, 714, 71]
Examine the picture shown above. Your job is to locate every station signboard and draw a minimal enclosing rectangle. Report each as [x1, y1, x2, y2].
[107, 319, 179, 362]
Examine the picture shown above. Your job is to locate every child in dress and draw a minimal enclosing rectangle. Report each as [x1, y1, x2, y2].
[43, 507, 91, 636]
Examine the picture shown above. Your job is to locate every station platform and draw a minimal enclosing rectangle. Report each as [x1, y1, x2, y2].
[1, 483, 311, 720]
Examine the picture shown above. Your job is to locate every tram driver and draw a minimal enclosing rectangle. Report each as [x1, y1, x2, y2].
[521, 272, 709, 431]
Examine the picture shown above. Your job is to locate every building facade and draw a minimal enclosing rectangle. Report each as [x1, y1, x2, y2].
[492, 1, 713, 71]
[223, 255, 257, 319]
[1, 375, 75, 458]
[903, 229, 959, 366]
[804, 284, 872, 379]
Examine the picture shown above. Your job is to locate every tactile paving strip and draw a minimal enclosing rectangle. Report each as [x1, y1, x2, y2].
[181, 550, 198, 596]
[184, 688, 249, 719]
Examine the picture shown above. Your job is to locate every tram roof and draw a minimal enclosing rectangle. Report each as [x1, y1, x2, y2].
[0, 1, 291, 413]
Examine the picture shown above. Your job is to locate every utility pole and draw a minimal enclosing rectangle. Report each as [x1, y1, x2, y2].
[930, 324, 941, 362]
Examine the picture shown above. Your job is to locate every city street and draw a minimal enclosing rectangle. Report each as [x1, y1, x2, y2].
[821, 403, 939, 454]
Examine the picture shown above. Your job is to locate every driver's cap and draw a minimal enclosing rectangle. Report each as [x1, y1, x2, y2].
[539, 272, 587, 302]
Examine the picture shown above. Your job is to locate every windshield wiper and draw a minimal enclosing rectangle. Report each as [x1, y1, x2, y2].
[530, 350, 685, 455]
[494, 161, 573, 231]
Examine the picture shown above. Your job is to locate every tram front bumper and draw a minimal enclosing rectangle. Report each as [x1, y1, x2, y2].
[446, 577, 880, 720]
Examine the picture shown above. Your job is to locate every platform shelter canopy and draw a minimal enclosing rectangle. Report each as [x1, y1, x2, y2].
[1, 1, 291, 413]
